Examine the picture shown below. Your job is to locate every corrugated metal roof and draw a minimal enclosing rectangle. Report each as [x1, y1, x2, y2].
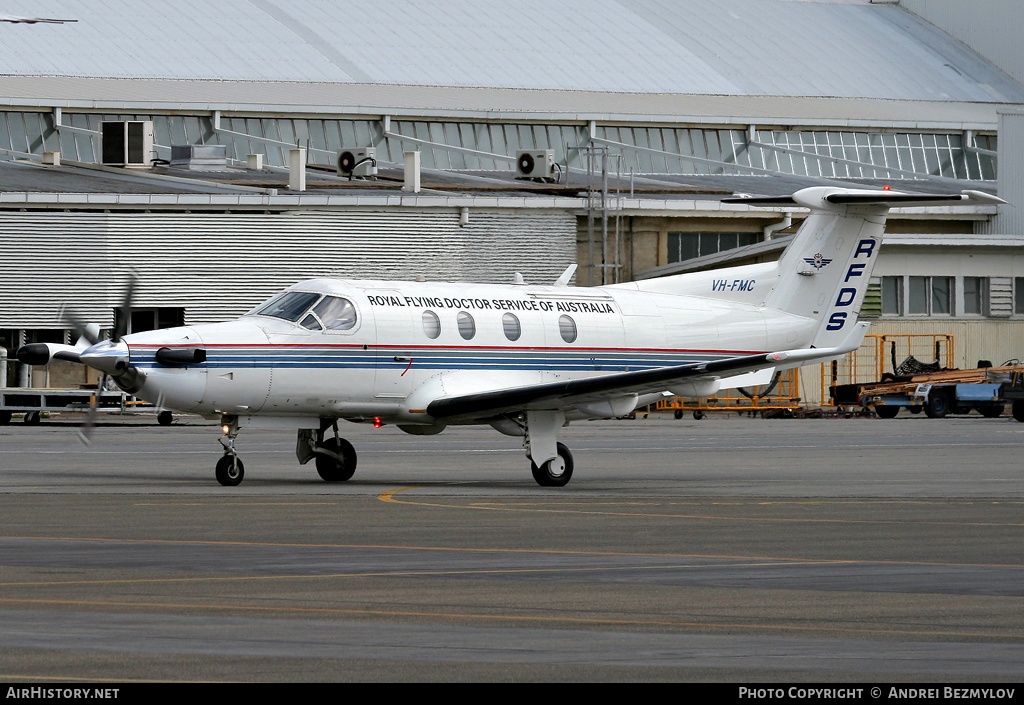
[0, 76, 1015, 129]
[0, 0, 1021, 103]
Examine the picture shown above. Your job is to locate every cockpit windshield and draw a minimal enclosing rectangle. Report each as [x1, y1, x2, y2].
[312, 296, 358, 330]
[248, 291, 359, 331]
[252, 291, 322, 322]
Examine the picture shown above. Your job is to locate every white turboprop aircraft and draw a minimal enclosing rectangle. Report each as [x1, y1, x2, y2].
[17, 187, 1004, 486]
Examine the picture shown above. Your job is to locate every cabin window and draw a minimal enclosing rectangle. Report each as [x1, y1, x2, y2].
[422, 310, 441, 339]
[502, 313, 521, 341]
[312, 296, 358, 330]
[558, 314, 577, 343]
[457, 311, 476, 340]
[253, 291, 321, 322]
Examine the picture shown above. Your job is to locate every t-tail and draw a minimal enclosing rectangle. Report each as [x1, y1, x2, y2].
[721, 187, 1005, 349]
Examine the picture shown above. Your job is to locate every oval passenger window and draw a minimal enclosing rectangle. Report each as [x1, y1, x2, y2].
[457, 311, 476, 340]
[558, 314, 577, 343]
[422, 310, 441, 339]
[502, 312, 521, 341]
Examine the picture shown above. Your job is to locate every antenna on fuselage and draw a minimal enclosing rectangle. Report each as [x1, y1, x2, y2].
[553, 264, 577, 286]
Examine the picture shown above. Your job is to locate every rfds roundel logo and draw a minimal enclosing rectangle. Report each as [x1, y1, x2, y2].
[803, 253, 832, 270]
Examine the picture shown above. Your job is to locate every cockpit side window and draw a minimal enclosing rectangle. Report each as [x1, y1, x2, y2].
[254, 292, 321, 322]
[312, 296, 358, 331]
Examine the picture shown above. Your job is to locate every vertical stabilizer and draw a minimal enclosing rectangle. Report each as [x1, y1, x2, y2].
[765, 206, 885, 349]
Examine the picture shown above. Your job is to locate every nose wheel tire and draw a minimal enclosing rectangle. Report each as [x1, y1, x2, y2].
[315, 437, 357, 481]
[531, 442, 574, 487]
[215, 455, 245, 486]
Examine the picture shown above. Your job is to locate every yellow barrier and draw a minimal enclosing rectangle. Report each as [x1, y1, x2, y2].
[819, 333, 954, 407]
[655, 368, 802, 417]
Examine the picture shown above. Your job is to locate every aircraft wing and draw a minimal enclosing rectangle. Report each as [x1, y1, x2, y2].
[426, 323, 868, 422]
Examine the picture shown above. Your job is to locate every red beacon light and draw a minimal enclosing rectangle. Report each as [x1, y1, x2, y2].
[373, 416, 384, 429]
[882, 185, 891, 190]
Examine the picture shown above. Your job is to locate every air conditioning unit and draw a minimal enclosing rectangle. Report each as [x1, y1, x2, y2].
[337, 147, 377, 177]
[515, 149, 556, 180]
[100, 121, 155, 168]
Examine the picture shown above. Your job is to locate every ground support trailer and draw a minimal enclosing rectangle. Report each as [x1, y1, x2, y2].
[0, 388, 171, 425]
[832, 365, 1024, 420]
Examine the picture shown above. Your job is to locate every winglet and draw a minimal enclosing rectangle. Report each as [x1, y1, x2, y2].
[554, 264, 577, 286]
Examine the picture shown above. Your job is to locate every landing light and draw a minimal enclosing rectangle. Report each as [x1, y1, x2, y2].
[221, 425, 231, 435]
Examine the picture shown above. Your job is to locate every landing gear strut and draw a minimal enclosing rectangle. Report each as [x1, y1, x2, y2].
[524, 409, 574, 487]
[216, 416, 244, 486]
[296, 419, 358, 482]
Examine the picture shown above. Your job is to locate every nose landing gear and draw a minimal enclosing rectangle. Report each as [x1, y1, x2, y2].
[215, 416, 244, 486]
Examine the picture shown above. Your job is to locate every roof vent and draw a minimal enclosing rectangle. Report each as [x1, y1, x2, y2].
[169, 144, 229, 171]
[100, 121, 154, 168]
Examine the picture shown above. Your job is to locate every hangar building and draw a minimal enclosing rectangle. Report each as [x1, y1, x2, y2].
[1, 0, 1023, 403]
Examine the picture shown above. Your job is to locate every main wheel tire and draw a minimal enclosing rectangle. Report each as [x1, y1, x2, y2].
[215, 455, 245, 486]
[924, 392, 949, 419]
[0, 410, 11, 425]
[157, 410, 173, 425]
[875, 405, 899, 419]
[315, 437, 357, 481]
[531, 442, 574, 487]
[23, 411, 41, 425]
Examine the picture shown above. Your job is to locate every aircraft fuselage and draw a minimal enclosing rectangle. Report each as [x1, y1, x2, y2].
[120, 278, 815, 425]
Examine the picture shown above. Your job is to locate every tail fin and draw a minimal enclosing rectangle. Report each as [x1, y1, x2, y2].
[723, 187, 1004, 349]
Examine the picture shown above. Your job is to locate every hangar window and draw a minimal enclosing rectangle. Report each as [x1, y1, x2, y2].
[881, 276, 903, 316]
[422, 310, 441, 339]
[114, 307, 184, 333]
[457, 311, 476, 340]
[558, 315, 577, 343]
[908, 276, 952, 316]
[1015, 278, 1024, 315]
[502, 313, 521, 341]
[963, 277, 988, 316]
[312, 296, 357, 331]
[254, 292, 321, 322]
[667, 232, 760, 263]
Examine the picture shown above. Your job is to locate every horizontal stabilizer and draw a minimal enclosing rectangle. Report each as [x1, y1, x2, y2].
[724, 187, 1005, 210]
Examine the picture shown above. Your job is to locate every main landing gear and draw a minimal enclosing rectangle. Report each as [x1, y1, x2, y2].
[531, 442, 574, 487]
[214, 416, 358, 486]
[523, 409, 574, 487]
